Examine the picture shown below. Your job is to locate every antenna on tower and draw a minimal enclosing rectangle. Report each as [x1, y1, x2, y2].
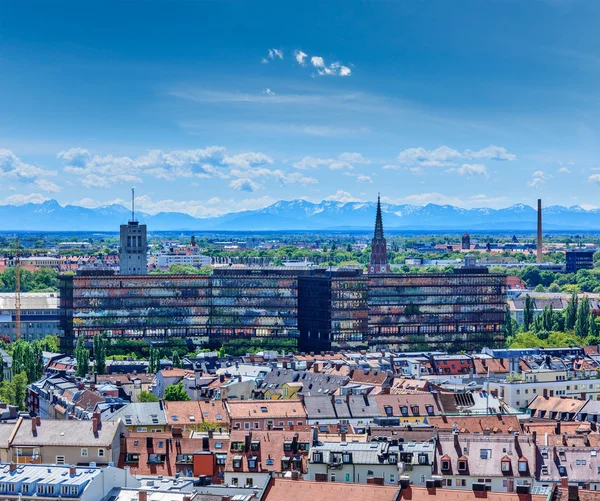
[131, 188, 135, 222]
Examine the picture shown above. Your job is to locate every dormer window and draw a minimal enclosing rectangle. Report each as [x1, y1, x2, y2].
[233, 456, 242, 469]
[518, 458, 528, 472]
[425, 405, 434, 415]
[441, 460, 450, 471]
[411, 405, 419, 415]
[248, 455, 258, 469]
[384, 406, 393, 416]
[400, 406, 408, 416]
[458, 460, 467, 471]
[501, 457, 511, 472]
[388, 454, 397, 464]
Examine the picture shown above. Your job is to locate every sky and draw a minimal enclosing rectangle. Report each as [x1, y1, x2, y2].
[1, 1, 600, 218]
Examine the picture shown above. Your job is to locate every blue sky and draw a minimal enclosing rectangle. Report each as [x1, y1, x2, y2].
[1, 1, 600, 217]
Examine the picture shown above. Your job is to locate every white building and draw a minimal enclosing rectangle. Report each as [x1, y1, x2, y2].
[156, 254, 211, 267]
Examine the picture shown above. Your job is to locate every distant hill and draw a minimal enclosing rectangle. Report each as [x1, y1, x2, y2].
[0, 199, 599, 231]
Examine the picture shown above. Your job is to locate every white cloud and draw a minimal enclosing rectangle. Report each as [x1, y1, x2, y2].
[397, 144, 516, 168]
[528, 170, 552, 188]
[294, 50, 308, 65]
[356, 174, 373, 183]
[34, 179, 62, 192]
[267, 48, 283, 60]
[338, 152, 370, 164]
[264, 88, 275, 96]
[465, 145, 516, 161]
[0, 149, 57, 181]
[325, 190, 361, 203]
[392, 192, 466, 206]
[310, 56, 325, 68]
[0, 193, 51, 206]
[559, 167, 572, 174]
[57, 146, 276, 187]
[456, 163, 489, 178]
[229, 178, 262, 192]
[309, 55, 351, 77]
[588, 174, 600, 184]
[293, 152, 367, 171]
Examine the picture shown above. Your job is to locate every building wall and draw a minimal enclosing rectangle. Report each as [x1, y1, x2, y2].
[307, 463, 399, 484]
[439, 475, 533, 492]
[119, 222, 147, 275]
[223, 471, 269, 488]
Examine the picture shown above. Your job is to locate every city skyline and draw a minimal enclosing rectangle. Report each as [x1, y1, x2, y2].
[2, 1, 600, 217]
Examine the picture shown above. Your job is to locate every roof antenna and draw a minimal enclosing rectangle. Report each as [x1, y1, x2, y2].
[131, 187, 135, 222]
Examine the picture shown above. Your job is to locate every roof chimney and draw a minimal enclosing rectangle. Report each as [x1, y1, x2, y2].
[31, 419, 37, 434]
[93, 418, 99, 434]
[69, 465, 77, 476]
[139, 491, 147, 501]
[9, 462, 16, 473]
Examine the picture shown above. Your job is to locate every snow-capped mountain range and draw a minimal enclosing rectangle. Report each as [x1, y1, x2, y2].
[0, 199, 598, 231]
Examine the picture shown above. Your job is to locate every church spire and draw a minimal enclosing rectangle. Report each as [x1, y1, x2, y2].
[369, 193, 390, 274]
[374, 193, 384, 240]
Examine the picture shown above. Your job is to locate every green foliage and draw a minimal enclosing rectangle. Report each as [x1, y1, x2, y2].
[12, 340, 44, 383]
[523, 295, 534, 332]
[139, 391, 160, 402]
[75, 336, 90, 378]
[548, 283, 561, 293]
[218, 345, 226, 358]
[172, 350, 182, 369]
[192, 421, 222, 432]
[163, 382, 190, 401]
[148, 347, 161, 373]
[221, 338, 297, 357]
[575, 296, 591, 339]
[0, 372, 29, 410]
[39, 335, 59, 353]
[0, 267, 59, 292]
[565, 293, 578, 331]
[93, 334, 107, 375]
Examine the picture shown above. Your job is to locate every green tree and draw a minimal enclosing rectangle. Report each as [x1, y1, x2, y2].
[533, 284, 545, 292]
[39, 335, 59, 353]
[172, 350, 182, 369]
[218, 345, 226, 358]
[575, 296, 591, 339]
[163, 382, 190, 401]
[13, 372, 27, 410]
[548, 283, 561, 293]
[139, 391, 160, 402]
[523, 295, 534, 332]
[565, 293, 579, 330]
[93, 334, 107, 375]
[75, 336, 90, 378]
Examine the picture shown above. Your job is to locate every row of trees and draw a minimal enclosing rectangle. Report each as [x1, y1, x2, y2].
[506, 292, 600, 348]
[74, 334, 108, 377]
[0, 267, 60, 292]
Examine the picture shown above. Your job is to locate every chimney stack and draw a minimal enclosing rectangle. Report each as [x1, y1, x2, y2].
[69, 465, 77, 476]
[139, 491, 148, 501]
[9, 462, 16, 473]
[31, 419, 37, 434]
[537, 199, 542, 264]
[93, 418, 99, 434]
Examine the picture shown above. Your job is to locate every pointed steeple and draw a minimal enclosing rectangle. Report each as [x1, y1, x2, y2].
[374, 193, 384, 240]
[369, 193, 390, 274]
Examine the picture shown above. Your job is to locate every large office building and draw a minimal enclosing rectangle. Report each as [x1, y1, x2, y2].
[0, 292, 61, 341]
[565, 249, 594, 273]
[59, 198, 507, 352]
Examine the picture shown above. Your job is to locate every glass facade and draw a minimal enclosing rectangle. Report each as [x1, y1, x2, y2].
[59, 267, 506, 352]
[367, 269, 506, 351]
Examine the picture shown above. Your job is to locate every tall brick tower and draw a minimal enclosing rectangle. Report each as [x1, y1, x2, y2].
[369, 194, 390, 274]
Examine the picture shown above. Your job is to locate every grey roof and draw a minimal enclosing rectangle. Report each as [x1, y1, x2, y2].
[109, 402, 167, 426]
[257, 369, 349, 395]
[0, 292, 59, 310]
[332, 397, 352, 419]
[347, 395, 379, 418]
[0, 423, 16, 449]
[0, 463, 103, 489]
[304, 395, 337, 420]
[538, 447, 600, 483]
[12, 418, 121, 447]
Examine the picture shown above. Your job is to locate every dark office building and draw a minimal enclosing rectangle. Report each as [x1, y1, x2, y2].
[565, 249, 595, 274]
[59, 272, 212, 350]
[298, 268, 368, 352]
[366, 268, 506, 352]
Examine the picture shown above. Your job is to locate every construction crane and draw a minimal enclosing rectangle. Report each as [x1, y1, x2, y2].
[14, 237, 21, 341]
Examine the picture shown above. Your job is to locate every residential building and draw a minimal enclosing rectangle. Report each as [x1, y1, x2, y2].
[152, 369, 195, 399]
[434, 433, 536, 493]
[10, 415, 123, 466]
[0, 463, 139, 501]
[226, 400, 307, 431]
[108, 402, 168, 433]
[224, 429, 311, 487]
[307, 441, 401, 485]
[156, 254, 211, 267]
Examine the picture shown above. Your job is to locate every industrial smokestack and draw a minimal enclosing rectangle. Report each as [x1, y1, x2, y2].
[537, 199, 542, 264]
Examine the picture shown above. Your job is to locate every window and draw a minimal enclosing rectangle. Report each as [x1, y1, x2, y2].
[400, 406, 408, 416]
[384, 406, 393, 416]
[56, 456, 65, 465]
[233, 456, 242, 468]
[231, 478, 238, 486]
[460, 479, 467, 487]
[137, 427, 147, 432]
[480, 449, 491, 459]
[330, 473, 336, 482]
[133, 440, 139, 446]
[98, 449, 105, 458]
[245, 478, 254, 487]
[216, 454, 227, 465]
[502, 461, 510, 472]
[519, 461, 527, 472]
[446, 479, 452, 487]
[266, 459, 274, 466]
[81, 448, 88, 457]
[312, 452, 322, 463]
[244, 422, 250, 430]
[345, 473, 351, 482]
[158, 441, 164, 448]
[458, 461, 467, 471]
[215, 442, 222, 449]
[441, 460, 450, 471]
[390, 474, 395, 484]
[253, 422, 260, 429]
